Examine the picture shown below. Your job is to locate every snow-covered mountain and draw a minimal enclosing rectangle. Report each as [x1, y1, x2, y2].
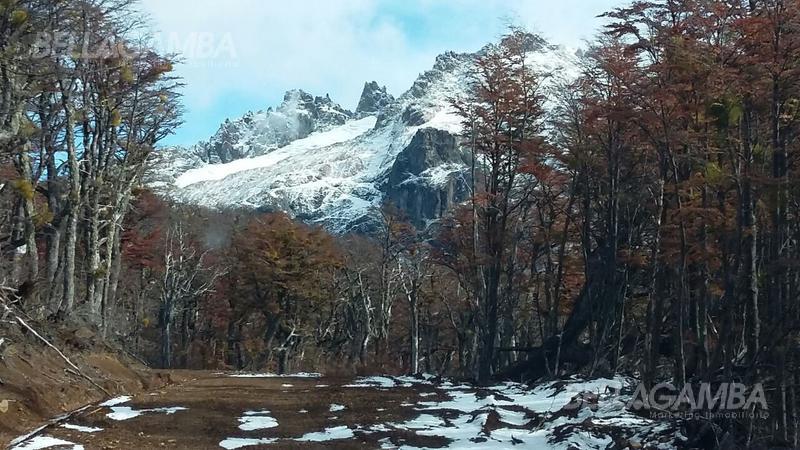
[149, 35, 579, 233]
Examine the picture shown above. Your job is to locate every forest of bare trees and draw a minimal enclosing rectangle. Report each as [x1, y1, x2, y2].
[0, 0, 182, 328]
[3, 0, 800, 447]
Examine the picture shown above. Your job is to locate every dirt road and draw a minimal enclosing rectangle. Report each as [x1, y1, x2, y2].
[8, 372, 679, 450]
[9, 371, 443, 450]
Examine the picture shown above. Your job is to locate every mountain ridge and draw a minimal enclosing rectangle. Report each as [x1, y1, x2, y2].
[149, 34, 579, 232]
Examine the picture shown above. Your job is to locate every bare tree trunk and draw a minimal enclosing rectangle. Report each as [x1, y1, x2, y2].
[59, 99, 80, 317]
[402, 272, 420, 374]
[106, 230, 123, 320]
[160, 294, 174, 368]
[644, 180, 665, 387]
[84, 187, 102, 322]
[16, 151, 39, 299]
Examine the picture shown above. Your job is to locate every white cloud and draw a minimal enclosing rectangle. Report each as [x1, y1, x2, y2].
[138, 0, 624, 145]
[140, 0, 433, 110]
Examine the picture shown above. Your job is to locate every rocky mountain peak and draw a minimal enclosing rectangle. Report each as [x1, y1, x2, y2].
[175, 89, 356, 165]
[356, 81, 394, 117]
[402, 51, 474, 103]
[280, 89, 353, 126]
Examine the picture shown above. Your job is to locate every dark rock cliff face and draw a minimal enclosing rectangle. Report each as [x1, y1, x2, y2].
[385, 128, 472, 228]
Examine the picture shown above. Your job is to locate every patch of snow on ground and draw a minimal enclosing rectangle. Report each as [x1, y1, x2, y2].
[106, 406, 141, 421]
[295, 425, 355, 442]
[343, 376, 398, 388]
[10, 435, 84, 450]
[99, 396, 131, 407]
[228, 372, 321, 378]
[329, 404, 346, 412]
[106, 406, 187, 421]
[219, 437, 278, 449]
[238, 410, 278, 430]
[60, 424, 103, 433]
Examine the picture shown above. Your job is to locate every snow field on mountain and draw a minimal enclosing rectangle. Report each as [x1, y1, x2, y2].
[175, 116, 378, 189]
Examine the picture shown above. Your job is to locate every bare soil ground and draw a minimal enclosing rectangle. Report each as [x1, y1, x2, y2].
[8, 371, 445, 449]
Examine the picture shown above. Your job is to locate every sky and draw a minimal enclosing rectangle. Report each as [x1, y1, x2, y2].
[138, 0, 625, 147]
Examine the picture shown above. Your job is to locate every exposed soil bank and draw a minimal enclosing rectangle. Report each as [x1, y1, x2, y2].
[0, 326, 171, 445]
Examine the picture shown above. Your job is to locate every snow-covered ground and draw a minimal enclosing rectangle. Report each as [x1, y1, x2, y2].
[351, 375, 679, 450]
[221, 374, 679, 449]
